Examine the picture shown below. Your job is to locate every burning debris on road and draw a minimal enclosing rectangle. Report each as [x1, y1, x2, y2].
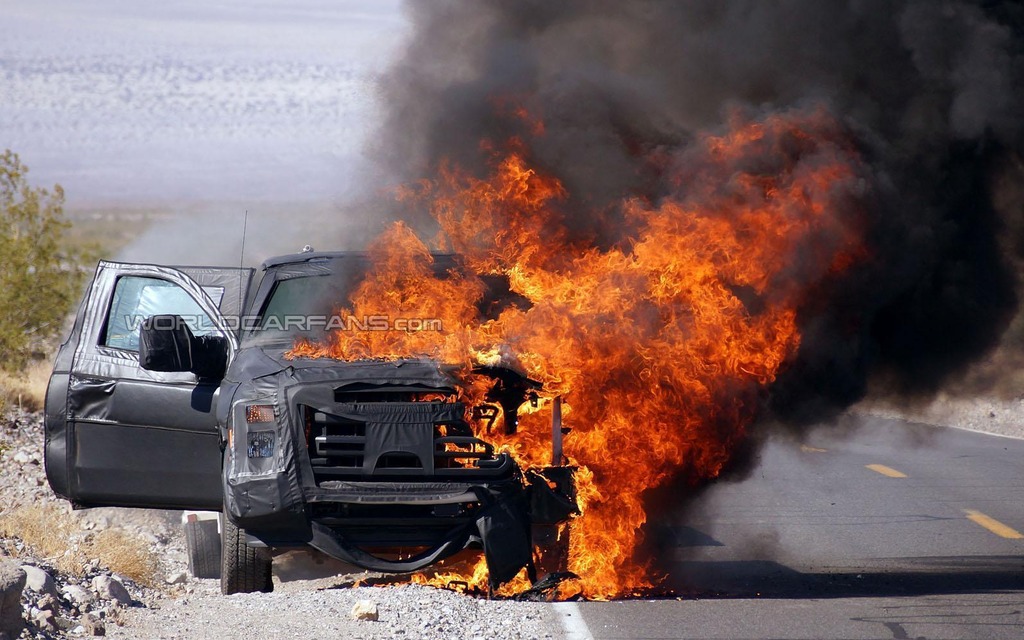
[289, 0, 1024, 599]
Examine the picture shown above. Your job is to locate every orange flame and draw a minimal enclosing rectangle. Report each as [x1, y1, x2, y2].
[288, 106, 866, 598]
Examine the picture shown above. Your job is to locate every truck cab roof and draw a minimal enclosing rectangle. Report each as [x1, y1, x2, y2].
[260, 250, 457, 271]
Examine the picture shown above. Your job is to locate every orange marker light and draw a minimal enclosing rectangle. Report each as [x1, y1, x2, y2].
[246, 404, 275, 424]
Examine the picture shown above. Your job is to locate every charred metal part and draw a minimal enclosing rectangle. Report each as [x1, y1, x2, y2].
[531, 522, 569, 578]
[472, 405, 500, 432]
[551, 396, 563, 466]
[527, 467, 579, 525]
[514, 571, 581, 602]
[475, 275, 533, 321]
[472, 365, 542, 435]
[446, 580, 469, 593]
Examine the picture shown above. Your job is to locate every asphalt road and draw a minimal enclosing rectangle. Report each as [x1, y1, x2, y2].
[557, 415, 1024, 640]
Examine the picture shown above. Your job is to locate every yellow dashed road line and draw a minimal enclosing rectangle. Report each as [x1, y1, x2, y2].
[865, 464, 907, 478]
[800, 445, 828, 453]
[964, 510, 1024, 539]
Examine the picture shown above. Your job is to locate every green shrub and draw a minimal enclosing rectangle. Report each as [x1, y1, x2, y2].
[0, 150, 88, 372]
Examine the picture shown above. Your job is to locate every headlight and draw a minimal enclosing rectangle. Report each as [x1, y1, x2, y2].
[247, 431, 276, 459]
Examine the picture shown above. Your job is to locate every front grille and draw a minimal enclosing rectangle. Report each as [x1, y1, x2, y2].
[309, 411, 366, 468]
[300, 402, 513, 483]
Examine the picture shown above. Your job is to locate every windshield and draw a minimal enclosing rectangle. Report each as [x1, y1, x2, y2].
[248, 256, 528, 343]
[260, 274, 363, 333]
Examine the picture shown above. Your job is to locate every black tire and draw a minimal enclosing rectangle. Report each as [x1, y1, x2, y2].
[220, 513, 273, 595]
[184, 519, 222, 579]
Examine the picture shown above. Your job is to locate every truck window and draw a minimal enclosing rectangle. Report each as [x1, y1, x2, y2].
[103, 276, 219, 351]
[254, 266, 529, 338]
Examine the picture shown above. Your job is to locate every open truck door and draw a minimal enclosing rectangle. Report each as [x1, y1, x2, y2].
[44, 260, 253, 511]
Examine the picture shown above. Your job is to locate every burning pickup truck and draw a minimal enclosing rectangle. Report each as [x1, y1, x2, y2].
[44, 250, 578, 595]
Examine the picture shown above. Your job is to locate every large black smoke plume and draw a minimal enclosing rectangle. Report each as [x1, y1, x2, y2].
[374, 0, 1024, 423]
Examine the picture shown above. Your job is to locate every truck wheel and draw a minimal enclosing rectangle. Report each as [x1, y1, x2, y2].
[184, 519, 222, 579]
[220, 514, 273, 595]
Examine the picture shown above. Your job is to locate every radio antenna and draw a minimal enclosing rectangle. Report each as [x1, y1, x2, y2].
[237, 209, 249, 330]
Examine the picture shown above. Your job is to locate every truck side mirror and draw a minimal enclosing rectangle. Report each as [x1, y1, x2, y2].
[139, 315, 228, 379]
[191, 334, 228, 380]
[139, 315, 195, 372]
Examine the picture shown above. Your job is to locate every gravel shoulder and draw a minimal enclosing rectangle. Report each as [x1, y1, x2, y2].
[106, 580, 557, 640]
[853, 393, 1024, 440]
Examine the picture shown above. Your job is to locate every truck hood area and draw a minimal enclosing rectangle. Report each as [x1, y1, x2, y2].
[227, 342, 460, 393]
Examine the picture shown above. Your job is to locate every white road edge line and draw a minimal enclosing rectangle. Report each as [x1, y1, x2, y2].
[552, 601, 595, 640]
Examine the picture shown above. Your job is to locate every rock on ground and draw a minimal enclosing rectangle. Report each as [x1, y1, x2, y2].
[0, 561, 26, 640]
[350, 599, 378, 621]
[21, 565, 57, 599]
[92, 576, 132, 607]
